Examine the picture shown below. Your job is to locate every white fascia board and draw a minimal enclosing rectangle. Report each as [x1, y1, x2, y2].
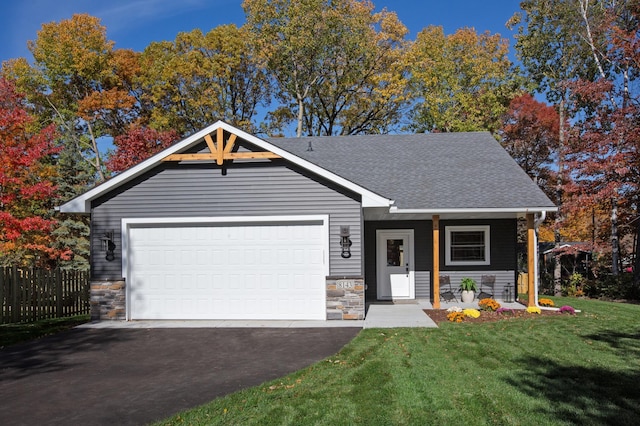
[388, 206, 558, 215]
[59, 121, 391, 213]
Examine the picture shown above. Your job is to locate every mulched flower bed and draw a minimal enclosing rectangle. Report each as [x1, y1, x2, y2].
[424, 308, 565, 325]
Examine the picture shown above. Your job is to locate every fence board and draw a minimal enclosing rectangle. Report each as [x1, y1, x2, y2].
[0, 267, 89, 324]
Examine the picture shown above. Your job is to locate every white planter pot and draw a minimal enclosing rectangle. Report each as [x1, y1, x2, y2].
[461, 290, 475, 303]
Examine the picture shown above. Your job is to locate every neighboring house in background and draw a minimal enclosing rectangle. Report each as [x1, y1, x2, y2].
[59, 121, 556, 321]
[540, 242, 593, 282]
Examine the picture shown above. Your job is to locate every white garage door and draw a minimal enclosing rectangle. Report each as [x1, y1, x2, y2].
[127, 220, 326, 320]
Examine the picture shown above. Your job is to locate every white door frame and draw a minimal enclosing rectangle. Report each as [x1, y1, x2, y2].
[376, 229, 415, 300]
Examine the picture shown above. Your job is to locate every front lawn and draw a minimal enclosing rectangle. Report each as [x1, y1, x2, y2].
[158, 297, 640, 425]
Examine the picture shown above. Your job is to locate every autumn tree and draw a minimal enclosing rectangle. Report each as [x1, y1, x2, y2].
[500, 93, 560, 197]
[106, 127, 179, 173]
[563, 0, 640, 278]
[510, 0, 603, 292]
[243, 0, 410, 136]
[2, 14, 140, 182]
[407, 26, 520, 134]
[0, 78, 68, 267]
[514, 0, 640, 283]
[137, 25, 271, 136]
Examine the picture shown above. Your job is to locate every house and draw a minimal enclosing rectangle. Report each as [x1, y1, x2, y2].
[540, 242, 593, 282]
[59, 121, 556, 321]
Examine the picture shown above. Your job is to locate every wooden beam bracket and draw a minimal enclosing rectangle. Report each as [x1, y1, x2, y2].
[162, 130, 280, 164]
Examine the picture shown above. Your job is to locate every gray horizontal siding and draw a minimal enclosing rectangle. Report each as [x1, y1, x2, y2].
[415, 271, 431, 298]
[91, 162, 362, 280]
[440, 270, 516, 301]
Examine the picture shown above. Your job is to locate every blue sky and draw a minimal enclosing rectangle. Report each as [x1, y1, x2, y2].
[0, 0, 522, 64]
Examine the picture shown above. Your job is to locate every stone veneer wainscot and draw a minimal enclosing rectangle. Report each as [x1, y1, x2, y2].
[90, 279, 125, 321]
[325, 276, 365, 320]
[91, 277, 365, 321]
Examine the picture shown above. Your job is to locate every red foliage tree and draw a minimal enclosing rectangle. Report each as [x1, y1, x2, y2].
[106, 127, 179, 173]
[563, 1, 640, 275]
[500, 93, 560, 197]
[0, 78, 68, 266]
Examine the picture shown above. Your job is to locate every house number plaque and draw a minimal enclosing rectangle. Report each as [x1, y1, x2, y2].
[336, 280, 355, 289]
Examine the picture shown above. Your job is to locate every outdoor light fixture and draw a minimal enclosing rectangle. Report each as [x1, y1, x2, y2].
[340, 226, 352, 258]
[503, 283, 514, 303]
[101, 230, 116, 262]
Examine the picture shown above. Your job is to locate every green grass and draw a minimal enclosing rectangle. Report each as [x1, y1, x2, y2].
[0, 315, 89, 348]
[158, 297, 640, 425]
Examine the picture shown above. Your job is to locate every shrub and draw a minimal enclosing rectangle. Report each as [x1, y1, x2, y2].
[496, 307, 514, 316]
[563, 273, 584, 297]
[559, 305, 576, 315]
[447, 311, 465, 322]
[478, 298, 501, 311]
[538, 298, 555, 307]
[463, 308, 480, 318]
[583, 273, 639, 300]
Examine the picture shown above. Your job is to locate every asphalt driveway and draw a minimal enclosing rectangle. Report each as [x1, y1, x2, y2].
[0, 327, 360, 425]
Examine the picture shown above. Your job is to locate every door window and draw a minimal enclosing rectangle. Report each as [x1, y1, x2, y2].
[386, 239, 404, 266]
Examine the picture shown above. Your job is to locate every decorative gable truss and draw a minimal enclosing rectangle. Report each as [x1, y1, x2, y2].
[162, 127, 281, 165]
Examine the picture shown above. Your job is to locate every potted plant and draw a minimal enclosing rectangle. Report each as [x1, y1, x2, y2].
[459, 277, 478, 303]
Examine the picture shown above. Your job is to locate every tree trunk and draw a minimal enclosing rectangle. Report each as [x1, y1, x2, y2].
[296, 95, 304, 138]
[633, 219, 640, 286]
[554, 98, 565, 296]
[611, 197, 620, 275]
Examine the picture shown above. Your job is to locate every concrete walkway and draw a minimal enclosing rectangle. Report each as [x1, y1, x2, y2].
[364, 301, 438, 328]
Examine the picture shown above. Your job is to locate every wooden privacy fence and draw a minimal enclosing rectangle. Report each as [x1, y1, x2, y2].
[0, 267, 90, 324]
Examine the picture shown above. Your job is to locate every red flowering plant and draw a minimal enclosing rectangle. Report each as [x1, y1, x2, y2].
[559, 305, 576, 315]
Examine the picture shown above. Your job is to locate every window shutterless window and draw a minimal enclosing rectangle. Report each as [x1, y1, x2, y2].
[445, 226, 490, 266]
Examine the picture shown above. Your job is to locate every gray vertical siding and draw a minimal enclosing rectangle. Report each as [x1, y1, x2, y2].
[91, 161, 362, 279]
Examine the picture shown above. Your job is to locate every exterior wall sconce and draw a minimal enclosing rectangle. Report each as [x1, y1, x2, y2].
[503, 283, 514, 303]
[340, 226, 352, 259]
[101, 230, 116, 261]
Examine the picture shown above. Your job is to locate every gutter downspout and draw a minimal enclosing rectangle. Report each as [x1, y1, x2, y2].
[531, 211, 580, 313]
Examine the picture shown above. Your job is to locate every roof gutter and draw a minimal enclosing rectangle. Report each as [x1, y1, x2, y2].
[388, 206, 558, 215]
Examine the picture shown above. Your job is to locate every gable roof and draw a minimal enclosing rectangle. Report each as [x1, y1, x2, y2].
[267, 132, 556, 213]
[59, 122, 556, 215]
[58, 121, 391, 213]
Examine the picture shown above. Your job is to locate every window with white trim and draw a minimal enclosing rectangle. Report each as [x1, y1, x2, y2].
[445, 226, 490, 265]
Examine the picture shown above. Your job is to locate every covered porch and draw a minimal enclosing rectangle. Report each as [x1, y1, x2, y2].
[364, 209, 547, 309]
[430, 212, 540, 309]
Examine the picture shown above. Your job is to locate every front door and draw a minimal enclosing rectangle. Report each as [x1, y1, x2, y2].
[376, 230, 415, 300]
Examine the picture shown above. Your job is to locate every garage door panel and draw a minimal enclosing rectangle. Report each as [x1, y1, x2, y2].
[129, 222, 326, 320]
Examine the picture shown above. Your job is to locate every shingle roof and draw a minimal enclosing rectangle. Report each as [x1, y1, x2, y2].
[267, 132, 556, 210]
